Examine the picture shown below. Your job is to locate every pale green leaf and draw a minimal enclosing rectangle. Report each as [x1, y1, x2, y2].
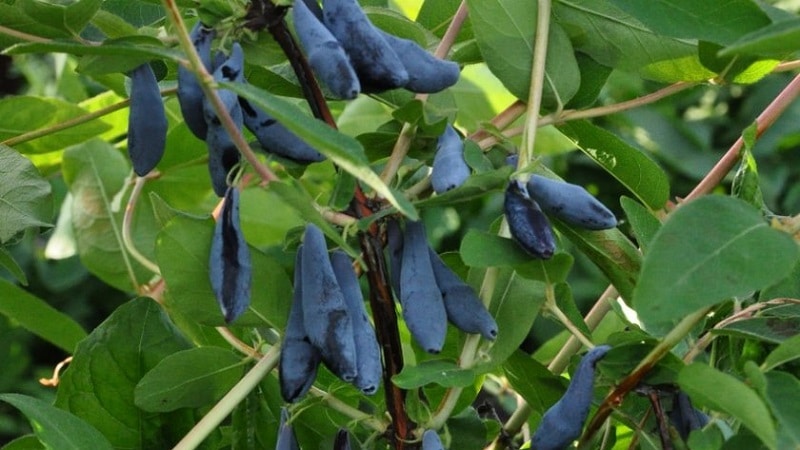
[222, 82, 418, 220]
[679, 363, 776, 449]
[0, 279, 86, 353]
[634, 196, 799, 334]
[0, 145, 52, 244]
[0, 394, 113, 450]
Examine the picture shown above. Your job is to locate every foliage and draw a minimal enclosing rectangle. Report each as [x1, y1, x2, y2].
[1, 0, 800, 449]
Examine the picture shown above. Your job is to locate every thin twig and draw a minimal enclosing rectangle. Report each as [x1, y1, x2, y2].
[477, 82, 696, 150]
[579, 308, 710, 446]
[122, 175, 161, 275]
[172, 345, 280, 450]
[1, 93, 145, 147]
[685, 73, 800, 200]
[683, 298, 800, 363]
[0, 24, 51, 43]
[468, 100, 526, 142]
[309, 387, 389, 433]
[518, 0, 552, 167]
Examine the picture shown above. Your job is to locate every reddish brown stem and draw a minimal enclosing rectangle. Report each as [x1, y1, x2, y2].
[250, 2, 415, 446]
[686, 73, 800, 200]
[360, 231, 414, 449]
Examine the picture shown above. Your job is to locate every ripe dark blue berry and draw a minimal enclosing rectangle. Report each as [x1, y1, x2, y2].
[279, 249, 322, 403]
[530, 345, 611, 450]
[504, 180, 556, 259]
[177, 22, 214, 140]
[128, 63, 167, 176]
[431, 124, 469, 194]
[208, 186, 251, 323]
[527, 175, 617, 230]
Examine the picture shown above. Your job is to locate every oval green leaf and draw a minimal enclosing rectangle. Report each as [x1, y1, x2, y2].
[0, 394, 113, 450]
[134, 347, 244, 412]
[679, 363, 776, 450]
[634, 196, 799, 333]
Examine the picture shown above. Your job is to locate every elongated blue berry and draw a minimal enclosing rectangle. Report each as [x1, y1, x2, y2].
[377, 30, 460, 93]
[331, 251, 381, 395]
[399, 221, 447, 353]
[208, 186, 251, 323]
[301, 224, 358, 381]
[333, 429, 351, 450]
[203, 43, 244, 197]
[128, 63, 167, 176]
[239, 96, 325, 163]
[531, 345, 611, 450]
[386, 218, 404, 299]
[428, 249, 497, 340]
[177, 22, 214, 140]
[504, 180, 556, 259]
[431, 124, 469, 194]
[280, 248, 322, 403]
[293, 0, 360, 99]
[669, 391, 709, 440]
[322, 0, 409, 92]
[527, 175, 617, 230]
[276, 408, 300, 450]
[422, 430, 444, 450]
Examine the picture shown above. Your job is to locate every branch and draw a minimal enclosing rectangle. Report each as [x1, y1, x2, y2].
[0, 24, 51, 43]
[518, 0, 552, 167]
[685, 72, 800, 200]
[173, 345, 281, 450]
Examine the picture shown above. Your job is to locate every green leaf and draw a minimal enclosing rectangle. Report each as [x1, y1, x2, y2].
[679, 363, 776, 450]
[553, 0, 708, 82]
[393, 359, 477, 389]
[0, 246, 27, 285]
[715, 317, 800, 344]
[417, 0, 473, 40]
[474, 269, 546, 371]
[466, 0, 580, 107]
[1, 435, 45, 450]
[0, 5, 69, 47]
[551, 219, 642, 302]
[223, 82, 418, 221]
[62, 139, 149, 291]
[556, 120, 669, 210]
[720, 17, 800, 58]
[459, 230, 573, 282]
[608, 0, 771, 45]
[620, 197, 661, 255]
[54, 298, 195, 449]
[764, 371, 800, 446]
[415, 166, 513, 209]
[266, 179, 359, 256]
[156, 214, 292, 328]
[763, 334, 800, 372]
[0, 146, 53, 244]
[447, 407, 490, 450]
[134, 347, 244, 412]
[99, 0, 166, 28]
[0, 279, 87, 353]
[5, 37, 180, 75]
[634, 196, 799, 334]
[0, 393, 113, 450]
[698, 41, 779, 85]
[565, 54, 613, 109]
[21, 0, 103, 38]
[0, 96, 111, 155]
[502, 350, 564, 417]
